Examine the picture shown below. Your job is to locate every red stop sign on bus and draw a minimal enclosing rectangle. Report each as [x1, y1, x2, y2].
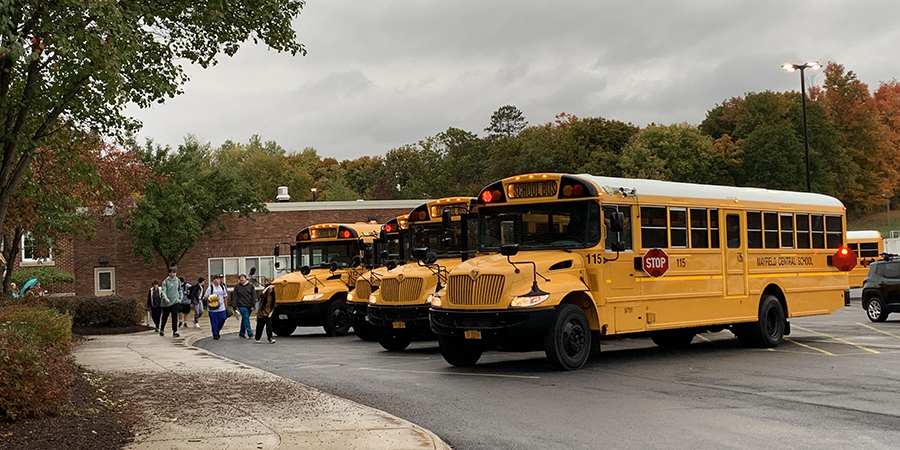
[641, 248, 669, 277]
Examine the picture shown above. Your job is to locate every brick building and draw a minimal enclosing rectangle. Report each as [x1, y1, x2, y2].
[59, 199, 425, 300]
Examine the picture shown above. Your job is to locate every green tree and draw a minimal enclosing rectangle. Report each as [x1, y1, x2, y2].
[485, 105, 528, 138]
[0, 0, 305, 249]
[126, 136, 264, 268]
[619, 123, 728, 185]
[215, 135, 314, 202]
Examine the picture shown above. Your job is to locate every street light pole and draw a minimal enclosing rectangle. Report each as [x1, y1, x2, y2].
[310, 187, 317, 202]
[884, 194, 891, 230]
[782, 61, 821, 193]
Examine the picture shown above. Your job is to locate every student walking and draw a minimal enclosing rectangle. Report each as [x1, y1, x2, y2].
[159, 267, 183, 337]
[178, 277, 192, 328]
[204, 274, 229, 340]
[232, 274, 258, 339]
[255, 285, 276, 344]
[189, 277, 205, 328]
[147, 280, 162, 332]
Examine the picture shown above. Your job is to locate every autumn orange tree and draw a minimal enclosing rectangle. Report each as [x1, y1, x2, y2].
[1, 132, 153, 293]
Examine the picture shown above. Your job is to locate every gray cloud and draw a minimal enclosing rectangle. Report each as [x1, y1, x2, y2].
[128, 0, 900, 160]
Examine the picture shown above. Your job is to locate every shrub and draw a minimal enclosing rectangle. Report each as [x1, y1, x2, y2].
[0, 327, 76, 420]
[10, 266, 75, 290]
[0, 306, 73, 353]
[46, 295, 143, 328]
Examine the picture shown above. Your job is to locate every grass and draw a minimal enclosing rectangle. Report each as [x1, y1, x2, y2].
[848, 210, 900, 238]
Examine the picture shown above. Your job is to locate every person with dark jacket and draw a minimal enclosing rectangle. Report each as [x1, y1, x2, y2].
[147, 280, 162, 332]
[188, 277, 205, 328]
[232, 274, 258, 339]
[255, 285, 276, 344]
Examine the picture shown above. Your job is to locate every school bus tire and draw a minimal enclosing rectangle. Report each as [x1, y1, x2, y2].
[650, 329, 696, 348]
[379, 333, 413, 352]
[735, 294, 785, 348]
[324, 299, 352, 336]
[272, 320, 297, 337]
[352, 319, 380, 341]
[544, 304, 591, 371]
[439, 335, 483, 367]
[865, 296, 889, 322]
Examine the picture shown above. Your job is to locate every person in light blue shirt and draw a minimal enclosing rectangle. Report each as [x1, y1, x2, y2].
[159, 267, 183, 337]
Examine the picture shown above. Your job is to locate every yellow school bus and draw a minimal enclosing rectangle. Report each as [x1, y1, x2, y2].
[347, 215, 410, 341]
[271, 222, 382, 337]
[429, 173, 858, 370]
[846, 230, 884, 288]
[366, 198, 477, 351]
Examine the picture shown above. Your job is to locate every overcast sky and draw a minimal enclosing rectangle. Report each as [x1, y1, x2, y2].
[127, 0, 900, 161]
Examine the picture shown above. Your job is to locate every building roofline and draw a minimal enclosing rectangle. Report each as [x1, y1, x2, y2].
[263, 199, 430, 212]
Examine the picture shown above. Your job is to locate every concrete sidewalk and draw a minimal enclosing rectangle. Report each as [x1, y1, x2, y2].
[74, 313, 451, 450]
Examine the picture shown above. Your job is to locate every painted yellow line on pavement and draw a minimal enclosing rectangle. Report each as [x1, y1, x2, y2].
[793, 325, 880, 354]
[356, 367, 541, 379]
[856, 322, 900, 341]
[785, 338, 834, 356]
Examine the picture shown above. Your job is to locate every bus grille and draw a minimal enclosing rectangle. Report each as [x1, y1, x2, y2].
[447, 274, 505, 307]
[275, 282, 301, 302]
[354, 280, 372, 301]
[381, 278, 425, 303]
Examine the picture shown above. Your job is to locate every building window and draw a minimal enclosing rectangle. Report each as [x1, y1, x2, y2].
[21, 233, 53, 266]
[209, 256, 280, 288]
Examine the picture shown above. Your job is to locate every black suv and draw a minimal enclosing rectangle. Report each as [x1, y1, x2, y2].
[861, 254, 900, 322]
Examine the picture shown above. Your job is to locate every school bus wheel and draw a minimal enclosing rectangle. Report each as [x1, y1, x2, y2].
[272, 319, 297, 337]
[324, 299, 352, 336]
[733, 295, 785, 348]
[352, 319, 380, 341]
[379, 333, 413, 352]
[650, 329, 696, 349]
[544, 304, 591, 371]
[439, 335, 483, 367]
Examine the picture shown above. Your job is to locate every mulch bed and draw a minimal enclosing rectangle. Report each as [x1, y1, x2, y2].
[0, 326, 150, 450]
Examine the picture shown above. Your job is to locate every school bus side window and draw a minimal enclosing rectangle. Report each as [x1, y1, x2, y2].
[640, 206, 667, 248]
[726, 214, 740, 248]
[747, 211, 762, 248]
[811, 214, 825, 248]
[604, 205, 633, 251]
[825, 215, 843, 248]
[796, 214, 811, 248]
[690, 208, 709, 248]
[764, 212, 779, 249]
[780, 214, 794, 249]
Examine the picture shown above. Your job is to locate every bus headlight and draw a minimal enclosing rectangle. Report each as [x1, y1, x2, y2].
[511, 294, 550, 307]
[347, 292, 355, 301]
[368, 293, 378, 305]
[428, 293, 442, 308]
[302, 293, 324, 301]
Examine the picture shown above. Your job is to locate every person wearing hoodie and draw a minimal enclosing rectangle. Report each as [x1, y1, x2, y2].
[159, 267, 183, 337]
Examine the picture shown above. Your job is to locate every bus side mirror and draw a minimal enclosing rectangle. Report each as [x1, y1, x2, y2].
[381, 250, 389, 261]
[350, 255, 362, 268]
[275, 261, 281, 269]
[442, 209, 452, 228]
[611, 241, 626, 252]
[442, 237, 452, 249]
[424, 251, 438, 265]
[610, 212, 625, 233]
[300, 266, 311, 276]
[387, 260, 397, 270]
[330, 262, 339, 272]
[274, 245, 280, 257]
[411, 247, 428, 261]
[249, 267, 257, 276]
[500, 244, 519, 257]
[380, 229, 387, 241]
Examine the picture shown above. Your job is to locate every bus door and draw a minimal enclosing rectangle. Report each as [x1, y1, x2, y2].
[601, 204, 638, 302]
[722, 210, 747, 297]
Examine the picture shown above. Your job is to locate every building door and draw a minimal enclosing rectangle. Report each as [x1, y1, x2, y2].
[722, 211, 747, 297]
[94, 267, 116, 296]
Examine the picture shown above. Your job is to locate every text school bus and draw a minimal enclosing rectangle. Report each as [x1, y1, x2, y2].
[429, 174, 857, 370]
[846, 230, 884, 288]
[366, 197, 476, 351]
[347, 214, 410, 341]
[271, 222, 383, 337]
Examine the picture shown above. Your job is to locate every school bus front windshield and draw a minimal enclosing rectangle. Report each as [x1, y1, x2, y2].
[298, 242, 359, 269]
[478, 200, 601, 251]
[410, 221, 470, 258]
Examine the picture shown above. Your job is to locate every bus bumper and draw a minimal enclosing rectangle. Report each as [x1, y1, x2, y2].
[274, 301, 328, 326]
[429, 307, 558, 339]
[346, 301, 368, 322]
[368, 304, 431, 331]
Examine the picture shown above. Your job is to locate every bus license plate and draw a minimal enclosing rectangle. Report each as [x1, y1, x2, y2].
[464, 330, 481, 340]
[392, 321, 406, 329]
